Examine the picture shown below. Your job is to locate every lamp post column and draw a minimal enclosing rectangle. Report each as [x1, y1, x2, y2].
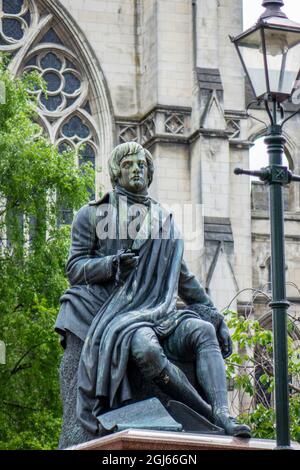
[230, 0, 300, 449]
[265, 104, 290, 449]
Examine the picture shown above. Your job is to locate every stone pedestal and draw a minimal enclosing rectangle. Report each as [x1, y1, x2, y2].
[68, 429, 300, 451]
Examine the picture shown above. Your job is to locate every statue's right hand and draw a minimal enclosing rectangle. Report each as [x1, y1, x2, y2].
[112, 251, 139, 285]
[119, 252, 139, 269]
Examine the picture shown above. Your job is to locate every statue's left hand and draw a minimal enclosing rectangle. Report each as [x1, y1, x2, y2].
[217, 320, 233, 359]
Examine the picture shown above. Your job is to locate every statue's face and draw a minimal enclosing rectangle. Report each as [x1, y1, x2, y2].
[118, 152, 148, 193]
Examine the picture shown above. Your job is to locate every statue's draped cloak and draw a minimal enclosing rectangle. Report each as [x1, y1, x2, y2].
[55, 190, 217, 433]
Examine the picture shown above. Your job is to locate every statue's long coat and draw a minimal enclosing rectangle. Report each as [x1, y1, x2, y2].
[55, 191, 221, 433]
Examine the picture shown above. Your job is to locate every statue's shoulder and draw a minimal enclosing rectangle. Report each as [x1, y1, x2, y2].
[73, 193, 112, 226]
[88, 192, 111, 206]
[73, 194, 112, 230]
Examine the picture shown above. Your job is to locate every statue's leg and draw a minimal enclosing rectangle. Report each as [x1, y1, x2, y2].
[58, 331, 97, 449]
[130, 326, 212, 420]
[166, 319, 251, 437]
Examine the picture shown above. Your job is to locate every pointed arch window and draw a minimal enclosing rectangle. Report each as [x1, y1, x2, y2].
[0, 0, 114, 204]
[0, 0, 33, 48]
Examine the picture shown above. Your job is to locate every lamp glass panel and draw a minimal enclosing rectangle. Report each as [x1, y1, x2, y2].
[236, 29, 267, 98]
[264, 28, 300, 96]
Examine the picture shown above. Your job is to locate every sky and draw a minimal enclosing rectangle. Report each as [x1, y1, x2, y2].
[243, 0, 300, 29]
[243, 0, 300, 175]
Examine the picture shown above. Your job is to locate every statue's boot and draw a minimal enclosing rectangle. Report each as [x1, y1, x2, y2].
[153, 362, 213, 421]
[213, 407, 251, 438]
[196, 344, 251, 438]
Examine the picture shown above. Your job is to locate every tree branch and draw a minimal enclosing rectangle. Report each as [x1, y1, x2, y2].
[10, 342, 47, 376]
[289, 383, 300, 393]
[1, 401, 38, 412]
[228, 362, 300, 394]
[0, 200, 20, 218]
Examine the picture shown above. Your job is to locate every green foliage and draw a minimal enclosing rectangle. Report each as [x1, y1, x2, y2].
[0, 60, 95, 449]
[224, 309, 300, 443]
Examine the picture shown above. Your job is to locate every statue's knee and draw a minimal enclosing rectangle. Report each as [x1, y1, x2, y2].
[132, 341, 161, 366]
[186, 319, 217, 351]
[131, 329, 149, 362]
[145, 343, 164, 366]
[131, 332, 166, 378]
[201, 321, 217, 340]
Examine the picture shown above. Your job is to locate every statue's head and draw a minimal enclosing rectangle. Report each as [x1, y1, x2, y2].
[108, 142, 154, 193]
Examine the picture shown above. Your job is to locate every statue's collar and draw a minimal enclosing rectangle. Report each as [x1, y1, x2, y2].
[89, 187, 151, 207]
[114, 185, 151, 206]
[88, 192, 110, 206]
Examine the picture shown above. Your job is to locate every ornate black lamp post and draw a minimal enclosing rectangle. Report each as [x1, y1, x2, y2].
[230, 0, 300, 449]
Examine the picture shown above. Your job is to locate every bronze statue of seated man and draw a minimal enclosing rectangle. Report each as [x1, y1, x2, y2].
[56, 142, 251, 448]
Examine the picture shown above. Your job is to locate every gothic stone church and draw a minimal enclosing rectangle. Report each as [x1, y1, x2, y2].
[2, 0, 299, 410]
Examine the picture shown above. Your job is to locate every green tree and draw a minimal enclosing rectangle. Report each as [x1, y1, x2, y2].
[0, 59, 94, 449]
[224, 309, 300, 443]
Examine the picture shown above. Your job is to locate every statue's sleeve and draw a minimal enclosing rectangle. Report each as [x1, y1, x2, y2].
[178, 259, 224, 329]
[178, 259, 213, 306]
[65, 204, 115, 285]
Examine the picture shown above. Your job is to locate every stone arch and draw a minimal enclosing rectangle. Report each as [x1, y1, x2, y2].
[258, 254, 272, 292]
[247, 125, 296, 171]
[0, 0, 115, 193]
[259, 310, 300, 340]
[247, 125, 299, 212]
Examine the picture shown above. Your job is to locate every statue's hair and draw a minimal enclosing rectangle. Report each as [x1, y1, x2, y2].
[108, 141, 154, 188]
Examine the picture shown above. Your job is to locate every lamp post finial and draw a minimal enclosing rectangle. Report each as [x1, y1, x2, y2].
[262, 0, 284, 6]
[261, 0, 286, 19]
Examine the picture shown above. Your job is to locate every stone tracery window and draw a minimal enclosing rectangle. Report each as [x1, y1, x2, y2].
[24, 51, 83, 114]
[0, 0, 32, 48]
[0, 0, 100, 193]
